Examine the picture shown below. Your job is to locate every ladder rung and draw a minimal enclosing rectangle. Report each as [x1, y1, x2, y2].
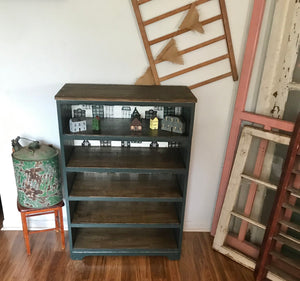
[241, 173, 278, 190]
[279, 232, 300, 246]
[287, 187, 300, 199]
[143, 0, 210, 25]
[279, 220, 300, 232]
[292, 168, 300, 175]
[288, 82, 300, 91]
[189, 72, 232, 89]
[137, 0, 151, 5]
[270, 251, 300, 270]
[149, 14, 222, 45]
[230, 211, 266, 229]
[266, 265, 300, 281]
[159, 54, 229, 82]
[282, 203, 300, 215]
[154, 35, 226, 64]
[274, 234, 300, 252]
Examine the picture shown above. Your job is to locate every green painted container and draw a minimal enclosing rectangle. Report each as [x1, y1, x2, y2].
[12, 139, 62, 208]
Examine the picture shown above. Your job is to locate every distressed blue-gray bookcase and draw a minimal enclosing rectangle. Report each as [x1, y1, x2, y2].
[55, 84, 197, 260]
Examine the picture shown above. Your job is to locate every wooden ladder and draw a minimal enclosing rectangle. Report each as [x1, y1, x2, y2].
[255, 113, 300, 281]
[131, 0, 238, 89]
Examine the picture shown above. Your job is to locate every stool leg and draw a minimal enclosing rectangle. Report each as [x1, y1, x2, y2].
[20, 213, 31, 255]
[58, 207, 65, 250]
[54, 210, 59, 232]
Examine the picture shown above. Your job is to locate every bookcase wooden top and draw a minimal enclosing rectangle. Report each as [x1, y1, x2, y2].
[55, 84, 197, 103]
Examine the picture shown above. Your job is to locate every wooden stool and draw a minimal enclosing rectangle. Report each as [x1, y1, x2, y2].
[17, 201, 65, 255]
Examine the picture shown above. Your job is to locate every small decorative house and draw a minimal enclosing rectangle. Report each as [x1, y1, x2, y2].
[161, 116, 185, 134]
[69, 118, 87, 133]
[121, 141, 131, 147]
[150, 141, 159, 148]
[130, 117, 142, 131]
[145, 109, 157, 120]
[92, 116, 101, 131]
[92, 105, 104, 118]
[100, 140, 111, 147]
[81, 140, 91, 146]
[122, 106, 131, 118]
[131, 107, 141, 120]
[72, 104, 93, 118]
[73, 108, 86, 118]
[163, 107, 175, 117]
[150, 116, 159, 130]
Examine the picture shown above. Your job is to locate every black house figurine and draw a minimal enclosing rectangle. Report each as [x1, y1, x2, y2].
[131, 107, 141, 120]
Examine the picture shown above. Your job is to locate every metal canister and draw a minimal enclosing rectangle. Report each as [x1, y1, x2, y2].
[12, 137, 62, 208]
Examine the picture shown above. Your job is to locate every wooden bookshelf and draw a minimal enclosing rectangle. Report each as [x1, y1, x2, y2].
[55, 84, 196, 259]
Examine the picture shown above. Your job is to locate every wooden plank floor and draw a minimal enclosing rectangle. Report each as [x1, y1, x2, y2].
[0, 231, 255, 281]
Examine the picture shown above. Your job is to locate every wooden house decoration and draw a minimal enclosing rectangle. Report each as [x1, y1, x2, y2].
[150, 116, 159, 130]
[122, 106, 131, 118]
[131, 107, 141, 120]
[121, 141, 131, 147]
[69, 118, 87, 133]
[72, 104, 93, 118]
[100, 140, 111, 147]
[73, 108, 86, 118]
[161, 116, 185, 134]
[92, 116, 100, 131]
[150, 141, 159, 148]
[104, 105, 114, 118]
[81, 140, 91, 146]
[92, 105, 104, 118]
[145, 109, 157, 120]
[130, 117, 142, 131]
[164, 107, 175, 117]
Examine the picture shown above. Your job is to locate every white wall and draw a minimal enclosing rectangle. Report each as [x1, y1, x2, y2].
[0, 0, 269, 231]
